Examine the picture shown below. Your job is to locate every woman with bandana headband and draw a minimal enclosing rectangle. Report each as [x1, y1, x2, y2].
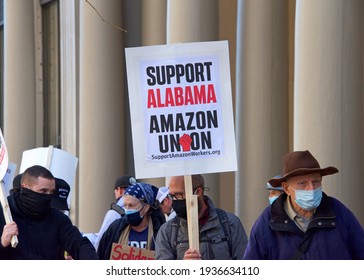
[97, 182, 165, 260]
[0, 165, 98, 259]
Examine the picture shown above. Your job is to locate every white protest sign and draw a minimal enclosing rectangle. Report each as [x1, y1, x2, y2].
[125, 40, 237, 179]
[19, 146, 78, 206]
[1, 162, 17, 196]
[0, 128, 18, 247]
[0, 129, 9, 181]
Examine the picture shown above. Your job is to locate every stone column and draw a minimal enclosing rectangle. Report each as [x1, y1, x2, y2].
[3, 0, 36, 167]
[140, 0, 167, 188]
[235, 0, 290, 234]
[294, 0, 364, 223]
[217, 0, 238, 212]
[79, 0, 125, 232]
[59, 0, 77, 155]
[166, 0, 219, 203]
[167, 0, 218, 43]
[141, 0, 166, 46]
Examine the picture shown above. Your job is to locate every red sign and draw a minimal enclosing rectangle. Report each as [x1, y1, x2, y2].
[110, 243, 155, 260]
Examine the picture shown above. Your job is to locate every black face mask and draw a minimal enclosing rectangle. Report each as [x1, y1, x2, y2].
[125, 210, 144, 226]
[172, 195, 203, 220]
[15, 188, 52, 219]
[172, 200, 188, 220]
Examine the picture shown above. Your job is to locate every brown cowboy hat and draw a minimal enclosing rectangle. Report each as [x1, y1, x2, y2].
[268, 150, 338, 187]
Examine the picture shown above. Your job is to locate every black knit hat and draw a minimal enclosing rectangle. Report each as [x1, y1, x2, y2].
[10, 173, 23, 194]
[51, 178, 70, 211]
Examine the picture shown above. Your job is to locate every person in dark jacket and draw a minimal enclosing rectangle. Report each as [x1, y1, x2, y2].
[94, 175, 137, 250]
[155, 174, 248, 260]
[52, 177, 74, 260]
[243, 150, 364, 260]
[10, 173, 22, 194]
[0, 165, 98, 260]
[97, 182, 165, 260]
[52, 178, 71, 214]
[266, 176, 284, 205]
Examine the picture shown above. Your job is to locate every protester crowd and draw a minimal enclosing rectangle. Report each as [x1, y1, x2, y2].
[1, 150, 364, 260]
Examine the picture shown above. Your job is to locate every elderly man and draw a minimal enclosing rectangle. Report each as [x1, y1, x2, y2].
[155, 174, 248, 260]
[243, 150, 364, 260]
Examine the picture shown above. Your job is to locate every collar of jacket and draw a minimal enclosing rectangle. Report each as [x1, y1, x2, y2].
[269, 192, 336, 235]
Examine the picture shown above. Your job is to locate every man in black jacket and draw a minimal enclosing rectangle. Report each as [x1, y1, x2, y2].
[0, 165, 98, 260]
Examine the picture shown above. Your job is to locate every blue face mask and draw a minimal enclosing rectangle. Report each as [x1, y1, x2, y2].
[291, 186, 322, 210]
[124, 208, 139, 215]
[125, 206, 144, 226]
[269, 195, 279, 205]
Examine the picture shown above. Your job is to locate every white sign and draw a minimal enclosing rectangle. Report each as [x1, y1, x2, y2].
[0, 129, 9, 181]
[1, 162, 17, 196]
[125, 41, 237, 179]
[19, 146, 78, 206]
[0, 129, 19, 247]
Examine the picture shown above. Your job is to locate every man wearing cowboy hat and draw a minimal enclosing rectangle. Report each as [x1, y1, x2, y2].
[243, 150, 364, 259]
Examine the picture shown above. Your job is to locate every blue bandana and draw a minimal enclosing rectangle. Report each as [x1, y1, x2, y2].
[124, 182, 155, 205]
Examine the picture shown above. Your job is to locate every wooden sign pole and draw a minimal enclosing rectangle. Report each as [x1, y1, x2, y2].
[45, 145, 54, 169]
[0, 182, 18, 248]
[184, 175, 199, 251]
[0, 128, 18, 248]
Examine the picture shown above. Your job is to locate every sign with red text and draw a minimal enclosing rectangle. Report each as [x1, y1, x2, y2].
[125, 41, 237, 178]
[0, 129, 9, 181]
[0, 129, 18, 247]
[110, 243, 155, 260]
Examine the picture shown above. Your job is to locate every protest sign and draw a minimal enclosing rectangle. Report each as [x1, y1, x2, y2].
[125, 40, 237, 179]
[110, 243, 155, 260]
[126, 41, 237, 251]
[1, 162, 17, 196]
[0, 129, 9, 181]
[19, 146, 78, 207]
[0, 128, 18, 247]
